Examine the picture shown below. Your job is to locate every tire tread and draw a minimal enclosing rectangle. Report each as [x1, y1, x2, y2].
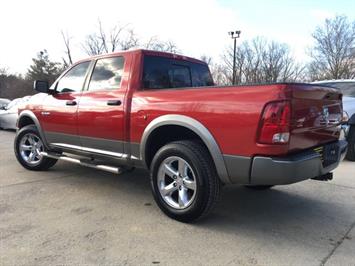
[173, 140, 220, 221]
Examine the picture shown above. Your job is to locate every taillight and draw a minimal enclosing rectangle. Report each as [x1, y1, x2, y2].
[257, 101, 291, 144]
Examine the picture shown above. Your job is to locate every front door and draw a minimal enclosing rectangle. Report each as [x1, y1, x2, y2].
[40, 61, 91, 146]
[77, 56, 127, 156]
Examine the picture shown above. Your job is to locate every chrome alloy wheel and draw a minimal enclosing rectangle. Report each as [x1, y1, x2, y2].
[19, 133, 44, 165]
[157, 156, 197, 209]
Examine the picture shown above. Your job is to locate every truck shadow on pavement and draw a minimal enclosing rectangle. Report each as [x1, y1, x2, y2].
[199, 185, 343, 234]
[50, 161, 349, 239]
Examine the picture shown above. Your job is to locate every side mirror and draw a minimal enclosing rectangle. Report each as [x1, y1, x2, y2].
[34, 80, 49, 93]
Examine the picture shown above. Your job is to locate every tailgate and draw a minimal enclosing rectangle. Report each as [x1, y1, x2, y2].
[289, 84, 343, 152]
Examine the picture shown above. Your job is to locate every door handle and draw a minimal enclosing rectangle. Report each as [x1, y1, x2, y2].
[66, 100, 77, 106]
[107, 100, 122, 106]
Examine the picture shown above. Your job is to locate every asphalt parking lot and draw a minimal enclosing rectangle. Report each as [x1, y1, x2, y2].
[1, 130, 355, 265]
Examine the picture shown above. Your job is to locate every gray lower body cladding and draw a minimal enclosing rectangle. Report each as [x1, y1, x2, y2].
[224, 140, 348, 185]
[42, 131, 348, 186]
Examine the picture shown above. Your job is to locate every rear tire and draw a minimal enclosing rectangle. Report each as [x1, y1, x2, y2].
[346, 126, 355, 161]
[14, 125, 58, 171]
[150, 140, 220, 223]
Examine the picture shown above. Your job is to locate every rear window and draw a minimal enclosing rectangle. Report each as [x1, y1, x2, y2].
[142, 55, 214, 89]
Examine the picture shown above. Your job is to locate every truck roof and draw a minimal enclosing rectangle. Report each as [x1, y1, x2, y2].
[76, 49, 207, 65]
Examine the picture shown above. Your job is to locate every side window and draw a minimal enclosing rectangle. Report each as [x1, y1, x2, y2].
[142, 55, 212, 89]
[56, 61, 90, 93]
[88, 57, 125, 91]
[143, 57, 193, 89]
[143, 58, 170, 89]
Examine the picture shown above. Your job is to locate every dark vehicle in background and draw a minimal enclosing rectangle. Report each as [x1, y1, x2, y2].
[312, 80, 355, 161]
[0, 97, 30, 130]
[0, 98, 10, 110]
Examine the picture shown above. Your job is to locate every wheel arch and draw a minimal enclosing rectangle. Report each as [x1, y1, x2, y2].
[17, 110, 49, 149]
[140, 114, 231, 184]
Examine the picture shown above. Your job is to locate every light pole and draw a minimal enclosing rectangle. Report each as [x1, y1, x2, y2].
[228, 30, 241, 85]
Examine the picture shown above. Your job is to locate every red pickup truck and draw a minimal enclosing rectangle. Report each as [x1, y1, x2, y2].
[15, 49, 347, 222]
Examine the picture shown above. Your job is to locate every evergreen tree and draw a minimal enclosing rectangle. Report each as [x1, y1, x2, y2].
[26, 50, 63, 84]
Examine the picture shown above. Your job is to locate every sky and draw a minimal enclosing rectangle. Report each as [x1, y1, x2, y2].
[1, 0, 355, 74]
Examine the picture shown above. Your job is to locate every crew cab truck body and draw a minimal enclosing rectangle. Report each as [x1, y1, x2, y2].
[15, 49, 347, 222]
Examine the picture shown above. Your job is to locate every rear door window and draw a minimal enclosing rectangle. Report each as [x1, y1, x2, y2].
[88, 56, 125, 91]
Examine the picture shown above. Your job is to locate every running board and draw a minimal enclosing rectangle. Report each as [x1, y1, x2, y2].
[41, 152, 123, 174]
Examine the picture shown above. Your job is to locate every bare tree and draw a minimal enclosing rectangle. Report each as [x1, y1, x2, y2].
[78, 19, 181, 56]
[61, 30, 73, 68]
[144, 36, 179, 53]
[98, 19, 108, 53]
[109, 24, 125, 52]
[261, 41, 304, 82]
[120, 29, 139, 50]
[82, 19, 134, 55]
[164, 40, 179, 53]
[219, 37, 303, 85]
[209, 63, 231, 86]
[308, 15, 355, 80]
[82, 33, 105, 56]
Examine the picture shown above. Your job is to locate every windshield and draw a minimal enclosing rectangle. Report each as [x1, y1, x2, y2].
[320, 82, 355, 97]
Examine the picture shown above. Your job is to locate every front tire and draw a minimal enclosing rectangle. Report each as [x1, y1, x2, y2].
[150, 140, 220, 223]
[346, 126, 355, 161]
[14, 125, 58, 171]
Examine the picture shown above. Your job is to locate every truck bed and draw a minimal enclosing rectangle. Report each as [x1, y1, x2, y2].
[131, 83, 342, 157]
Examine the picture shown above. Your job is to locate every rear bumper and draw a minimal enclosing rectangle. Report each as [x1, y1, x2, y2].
[224, 140, 348, 185]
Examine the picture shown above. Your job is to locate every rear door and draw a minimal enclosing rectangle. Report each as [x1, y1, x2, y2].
[76, 55, 128, 156]
[40, 61, 91, 146]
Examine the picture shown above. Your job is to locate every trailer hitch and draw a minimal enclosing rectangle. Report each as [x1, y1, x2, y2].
[311, 172, 333, 181]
